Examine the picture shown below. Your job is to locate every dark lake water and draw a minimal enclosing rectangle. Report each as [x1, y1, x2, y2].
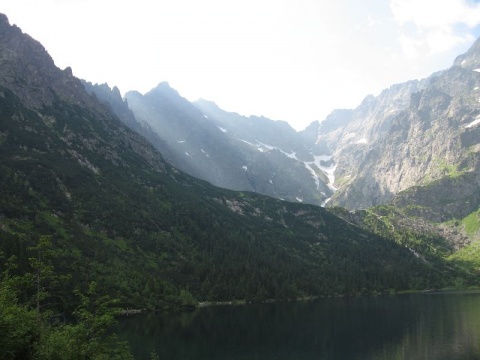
[117, 291, 480, 360]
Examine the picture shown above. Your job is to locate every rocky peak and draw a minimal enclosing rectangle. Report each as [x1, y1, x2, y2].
[0, 13, 100, 113]
[0, 13, 169, 174]
[149, 81, 181, 99]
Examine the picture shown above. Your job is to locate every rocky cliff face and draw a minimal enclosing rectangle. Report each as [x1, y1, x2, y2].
[315, 79, 431, 208]
[317, 39, 480, 213]
[0, 14, 97, 112]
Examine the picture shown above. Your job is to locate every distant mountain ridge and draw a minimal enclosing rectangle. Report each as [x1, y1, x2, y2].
[111, 82, 335, 206]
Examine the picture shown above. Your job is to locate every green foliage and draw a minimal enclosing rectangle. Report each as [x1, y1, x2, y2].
[462, 209, 480, 237]
[28, 235, 62, 317]
[0, 271, 38, 360]
[0, 252, 133, 360]
[34, 282, 133, 360]
[330, 205, 470, 289]
[448, 240, 480, 271]
[439, 161, 463, 178]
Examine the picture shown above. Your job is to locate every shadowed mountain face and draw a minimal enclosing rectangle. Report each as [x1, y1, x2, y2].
[1, 13, 454, 309]
[120, 85, 336, 206]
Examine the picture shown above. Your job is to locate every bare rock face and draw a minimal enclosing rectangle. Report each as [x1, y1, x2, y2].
[0, 14, 91, 110]
[317, 79, 430, 209]
[318, 38, 480, 212]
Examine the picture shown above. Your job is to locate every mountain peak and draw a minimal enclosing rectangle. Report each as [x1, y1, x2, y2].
[147, 81, 181, 98]
[155, 81, 171, 88]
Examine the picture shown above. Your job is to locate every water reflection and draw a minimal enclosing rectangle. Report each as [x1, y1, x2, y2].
[118, 292, 480, 360]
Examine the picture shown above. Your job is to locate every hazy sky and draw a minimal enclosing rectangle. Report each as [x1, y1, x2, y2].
[3, 0, 480, 130]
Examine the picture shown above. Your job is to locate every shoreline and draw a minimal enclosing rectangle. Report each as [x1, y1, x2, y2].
[119, 288, 480, 315]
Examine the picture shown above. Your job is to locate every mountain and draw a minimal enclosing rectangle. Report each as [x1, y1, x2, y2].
[318, 44, 480, 213]
[117, 85, 335, 206]
[124, 83, 250, 192]
[310, 41, 480, 269]
[80, 28, 480, 225]
[193, 99, 335, 204]
[80, 20, 479, 269]
[0, 13, 455, 313]
[316, 79, 431, 209]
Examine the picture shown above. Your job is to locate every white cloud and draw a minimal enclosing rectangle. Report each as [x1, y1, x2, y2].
[391, 0, 480, 57]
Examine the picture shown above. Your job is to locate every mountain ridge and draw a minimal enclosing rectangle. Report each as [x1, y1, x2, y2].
[82, 34, 480, 254]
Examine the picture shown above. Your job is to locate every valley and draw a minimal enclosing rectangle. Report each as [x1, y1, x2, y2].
[0, 10, 479, 359]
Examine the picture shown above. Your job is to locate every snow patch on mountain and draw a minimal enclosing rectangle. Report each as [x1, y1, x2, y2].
[218, 126, 227, 133]
[239, 138, 337, 204]
[465, 117, 480, 128]
[304, 155, 337, 189]
[241, 139, 295, 156]
[321, 198, 332, 207]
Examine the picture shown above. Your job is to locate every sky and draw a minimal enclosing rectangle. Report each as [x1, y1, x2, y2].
[3, 0, 480, 130]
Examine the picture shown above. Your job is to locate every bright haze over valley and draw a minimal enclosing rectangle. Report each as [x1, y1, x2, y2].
[4, 0, 480, 130]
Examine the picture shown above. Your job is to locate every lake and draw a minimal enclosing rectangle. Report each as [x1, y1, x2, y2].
[117, 291, 480, 360]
